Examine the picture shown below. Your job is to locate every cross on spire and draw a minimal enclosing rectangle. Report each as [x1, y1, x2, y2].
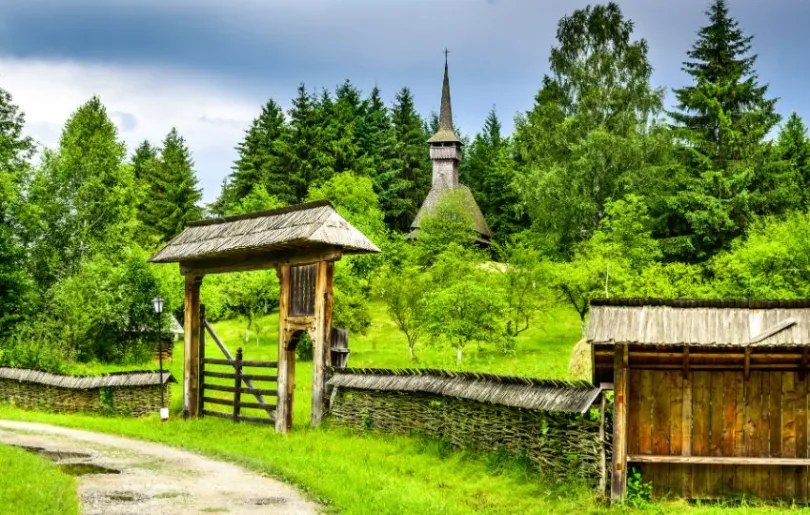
[443, 48, 450, 65]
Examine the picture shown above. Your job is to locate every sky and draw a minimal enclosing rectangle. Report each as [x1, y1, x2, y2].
[2, 0, 810, 203]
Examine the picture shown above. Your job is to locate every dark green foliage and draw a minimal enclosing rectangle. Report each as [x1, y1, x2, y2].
[388, 88, 431, 231]
[663, 0, 795, 261]
[626, 467, 653, 505]
[286, 84, 323, 202]
[463, 109, 527, 238]
[0, 87, 35, 338]
[218, 99, 294, 212]
[776, 112, 810, 201]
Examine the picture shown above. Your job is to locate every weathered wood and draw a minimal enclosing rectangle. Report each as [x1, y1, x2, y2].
[199, 327, 275, 415]
[202, 384, 277, 396]
[610, 344, 629, 502]
[290, 264, 317, 316]
[203, 371, 237, 380]
[237, 414, 276, 425]
[233, 348, 243, 422]
[629, 455, 810, 466]
[599, 392, 608, 495]
[202, 409, 232, 420]
[744, 347, 751, 380]
[803, 348, 809, 381]
[594, 351, 805, 360]
[202, 396, 233, 407]
[180, 247, 342, 276]
[639, 370, 653, 454]
[749, 318, 798, 345]
[276, 264, 292, 433]
[183, 274, 203, 418]
[237, 400, 277, 410]
[198, 304, 206, 416]
[239, 374, 278, 382]
[683, 346, 690, 379]
[310, 260, 334, 426]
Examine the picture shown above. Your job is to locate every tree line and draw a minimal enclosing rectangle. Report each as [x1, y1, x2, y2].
[3, 0, 810, 368]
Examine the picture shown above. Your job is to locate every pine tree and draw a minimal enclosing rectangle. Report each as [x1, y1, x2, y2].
[670, 0, 779, 167]
[358, 86, 398, 219]
[219, 99, 293, 211]
[287, 84, 321, 202]
[463, 109, 527, 239]
[0, 87, 34, 336]
[776, 112, 810, 197]
[389, 87, 431, 231]
[328, 80, 364, 176]
[154, 128, 203, 242]
[662, 0, 796, 261]
[131, 140, 160, 244]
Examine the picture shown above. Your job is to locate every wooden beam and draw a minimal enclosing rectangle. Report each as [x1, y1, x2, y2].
[594, 351, 805, 360]
[802, 348, 809, 381]
[628, 455, 810, 466]
[183, 274, 203, 418]
[744, 347, 751, 380]
[179, 247, 342, 276]
[683, 345, 689, 380]
[749, 317, 797, 344]
[611, 344, 629, 503]
[310, 260, 334, 427]
[276, 264, 293, 433]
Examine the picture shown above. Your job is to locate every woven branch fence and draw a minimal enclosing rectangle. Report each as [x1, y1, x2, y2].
[327, 369, 611, 487]
[0, 368, 175, 417]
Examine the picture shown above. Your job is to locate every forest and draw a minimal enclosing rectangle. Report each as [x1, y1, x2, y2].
[1, 0, 810, 371]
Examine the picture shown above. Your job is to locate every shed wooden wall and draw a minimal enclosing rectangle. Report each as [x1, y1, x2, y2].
[629, 369, 810, 499]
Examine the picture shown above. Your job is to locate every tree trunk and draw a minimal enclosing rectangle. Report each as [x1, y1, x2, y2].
[457, 347, 463, 363]
[409, 343, 415, 361]
[580, 315, 587, 338]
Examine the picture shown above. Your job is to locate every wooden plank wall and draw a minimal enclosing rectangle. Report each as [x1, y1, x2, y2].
[629, 369, 810, 500]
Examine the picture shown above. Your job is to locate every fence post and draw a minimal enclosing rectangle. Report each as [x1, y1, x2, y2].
[233, 348, 243, 422]
[198, 304, 206, 416]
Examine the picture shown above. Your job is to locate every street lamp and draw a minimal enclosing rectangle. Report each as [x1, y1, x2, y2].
[152, 296, 169, 421]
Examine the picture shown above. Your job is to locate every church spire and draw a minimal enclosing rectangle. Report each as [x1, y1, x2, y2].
[428, 51, 461, 145]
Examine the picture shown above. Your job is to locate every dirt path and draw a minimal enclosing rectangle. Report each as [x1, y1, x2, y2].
[0, 420, 320, 515]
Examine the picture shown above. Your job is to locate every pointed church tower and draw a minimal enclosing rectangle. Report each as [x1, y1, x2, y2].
[410, 56, 492, 244]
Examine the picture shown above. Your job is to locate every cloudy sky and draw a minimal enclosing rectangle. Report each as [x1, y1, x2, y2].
[1, 0, 808, 203]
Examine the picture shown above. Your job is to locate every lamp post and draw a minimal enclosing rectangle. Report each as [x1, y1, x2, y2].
[152, 296, 168, 421]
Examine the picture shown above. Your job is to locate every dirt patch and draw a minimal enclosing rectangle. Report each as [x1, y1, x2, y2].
[0, 420, 320, 514]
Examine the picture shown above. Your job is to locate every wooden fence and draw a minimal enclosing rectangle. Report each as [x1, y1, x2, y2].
[199, 347, 278, 425]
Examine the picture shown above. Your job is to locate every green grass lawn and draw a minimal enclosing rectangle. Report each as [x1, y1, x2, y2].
[0, 443, 80, 515]
[4, 302, 809, 513]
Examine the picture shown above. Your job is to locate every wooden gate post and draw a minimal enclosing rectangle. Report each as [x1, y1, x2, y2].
[611, 344, 629, 502]
[183, 274, 203, 418]
[311, 260, 334, 427]
[276, 264, 293, 433]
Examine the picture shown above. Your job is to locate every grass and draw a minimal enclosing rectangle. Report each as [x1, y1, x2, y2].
[3, 302, 810, 513]
[0, 443, 80, 515]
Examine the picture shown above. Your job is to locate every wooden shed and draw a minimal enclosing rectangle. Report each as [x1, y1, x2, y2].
[590, 298, 810, 502]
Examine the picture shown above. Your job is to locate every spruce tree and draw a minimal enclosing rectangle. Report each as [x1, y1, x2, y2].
[153, 128, 203, 242]
[776, 112, 810, 197]
[662, 0, 796, 260]
[389, 87, 431, 231]
[358, 86, 398, 219]
[0, 87, 34, 336]
[670, 0, 779, 167]
[287, 84, 321, 202]
[219, 99, 293, 210]
[131, 140, 160, 245]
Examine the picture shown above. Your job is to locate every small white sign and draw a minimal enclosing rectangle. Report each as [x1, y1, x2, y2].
[160, 408, 169, 421]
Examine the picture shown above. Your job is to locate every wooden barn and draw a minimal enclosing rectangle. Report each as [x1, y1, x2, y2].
[590, 298, 810, 502]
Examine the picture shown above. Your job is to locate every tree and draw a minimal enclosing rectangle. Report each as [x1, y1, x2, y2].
[463, 109, 527, 239]
[388, 87, 431, 231]
[776, 112, 810, 199]
[513, 2, 664, 257]
[415, 188, 478, 264]
[27, 96, 136, 287]
[143, 128, 203, 243]
[287, 84, 322, 202]
[223, 183, 284, 216]
[359, 86, 399, 213]
[0, 87, 35, 338]
[375, 264, 426, 361]
[219, 99, 293, 211]
[495, 243, 546, 338]
[662, 0, 795, 261]
[131, 140, 161, 246]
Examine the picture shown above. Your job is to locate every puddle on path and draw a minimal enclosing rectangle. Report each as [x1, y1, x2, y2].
[13, 444, 121, 476]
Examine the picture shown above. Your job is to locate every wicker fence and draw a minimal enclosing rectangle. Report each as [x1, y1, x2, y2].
[327, 369, 610, 486]
[0, 368, 175, 417]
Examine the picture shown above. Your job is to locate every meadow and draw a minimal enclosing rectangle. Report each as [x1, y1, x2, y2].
[0, 442, 80, 515]
[3, 302, 810, 513]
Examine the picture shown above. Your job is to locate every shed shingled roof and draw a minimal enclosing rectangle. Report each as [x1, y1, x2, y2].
[409, 184, 492, 242]
[588, 298, 810, 347]
[148, 200, 380, 263]
[0, 368, 177, 389]
[327, 368, 602, 413]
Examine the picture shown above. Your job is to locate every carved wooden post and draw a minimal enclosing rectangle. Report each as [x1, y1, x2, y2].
[276, 264, 293, 433]
[233, 348, 243, 422]
[183, 274, 203, 418]
[311, 260, 335, 427]
[198, 304, 206, 416]
[611, 344, 629, 502]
